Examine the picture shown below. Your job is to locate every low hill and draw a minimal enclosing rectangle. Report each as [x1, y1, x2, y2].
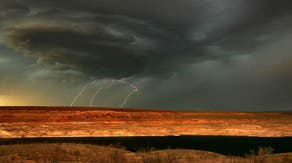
[0, 143, 291, 163]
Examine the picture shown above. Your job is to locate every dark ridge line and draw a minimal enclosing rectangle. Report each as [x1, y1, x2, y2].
[0, 106, 291, 114]
[1, 135, 292, 138]
[0, 106, 177, 112]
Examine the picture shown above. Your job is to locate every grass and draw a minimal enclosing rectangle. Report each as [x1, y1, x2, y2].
[0, 143, 291, 163]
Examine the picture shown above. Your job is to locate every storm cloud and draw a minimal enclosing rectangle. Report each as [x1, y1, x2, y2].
[1, 0, 292, 110]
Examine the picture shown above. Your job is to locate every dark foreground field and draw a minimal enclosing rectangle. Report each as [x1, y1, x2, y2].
[1, 136, 292, 156]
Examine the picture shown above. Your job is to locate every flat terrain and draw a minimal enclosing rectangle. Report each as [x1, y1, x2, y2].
[0, 106, 292, 137]
[1, 143, 292, 163]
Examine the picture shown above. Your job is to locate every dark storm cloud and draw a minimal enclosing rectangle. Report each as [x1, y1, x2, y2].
[1, 0, 292, 110]
[0, 0, 262, 78]
[0, 1, 285, 76]
[0, 1, 29, 18]
[3, 0, 292, 78]
[3, 13, 182, 78]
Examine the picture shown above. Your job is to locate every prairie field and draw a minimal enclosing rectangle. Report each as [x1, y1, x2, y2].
[0, 106, 291, 137]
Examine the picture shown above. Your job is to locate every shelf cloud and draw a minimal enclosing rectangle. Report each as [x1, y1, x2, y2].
[1, 0, 292, 110]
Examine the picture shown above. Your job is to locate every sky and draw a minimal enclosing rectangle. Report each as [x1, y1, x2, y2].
[0, 0, 292, 111]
